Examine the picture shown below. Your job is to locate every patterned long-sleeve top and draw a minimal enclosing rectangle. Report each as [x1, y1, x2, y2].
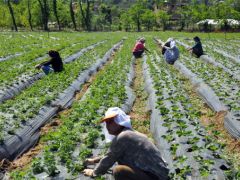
[93, 129, 169, 180]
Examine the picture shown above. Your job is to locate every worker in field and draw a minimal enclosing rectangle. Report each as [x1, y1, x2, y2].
[161, 38, 179, 65]
[132, 37, 150, 58]
[35, 50, 63, 75]
[83, 107, 169, 180]
[187, 36, 204, 58]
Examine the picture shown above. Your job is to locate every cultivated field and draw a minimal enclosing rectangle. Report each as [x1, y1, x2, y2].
[0, 32, 239, 179]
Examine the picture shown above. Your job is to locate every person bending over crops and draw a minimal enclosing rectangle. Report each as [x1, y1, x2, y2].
[35, 50, 63, 75]
[83, 107, 169, 180]
[160, 38, 179, 65]
[187, 36, 204, 58]
[132, 37, 150, 58]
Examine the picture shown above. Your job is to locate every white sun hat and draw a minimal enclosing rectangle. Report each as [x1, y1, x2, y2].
[101, 107, 132, 129]
[166, 38, 176, 48]
[101, 107, 132, 142]
[170, 40, 176, 48]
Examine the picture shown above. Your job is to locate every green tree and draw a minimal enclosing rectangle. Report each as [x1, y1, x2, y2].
[27, 0, 33, 30]
[70, 0, 77, 30]
[7, 0, 18, 31]
[37, 0, 49, 31]
[156, 10, 170, 31]
[141, 9, 155, 31]
[79, 0, 92, 31]
[53, 0, 60, 30]
[0, 2, 9, 28]
[100, 4, 112, 30]
[128, 2, 145, 32]
[120, 12, 132, 31]
[176, 5, 192, 31]
[111, 5, 121, 31]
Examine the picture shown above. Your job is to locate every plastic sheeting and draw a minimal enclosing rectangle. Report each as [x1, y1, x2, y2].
[173, 61, 240, 139]
[175, 40, 240, 139]
[213, 48, 240, 64]
[0, 40, 124, 161]
[176, 40, 240, 79]
[0, 73, 45, 104]
[64, 41, 105, 64]
[33, 54, 48, 62]
[34, 136, 115, 180]
[0, 53, 23, 62]
[121, 57, 136, 114]
[224, 112, 240, 139]
[174, 61, 227, 112]
[29, 40, 132, 180]
[0, 106, 58, 160]
[200, 55, 240, 81]
[0, 41, 105, 104]
[75, 53, 136, 180]
[153, 37, 164, 46]
[142, 56, 230, 179]
[176, 40, 190, 49]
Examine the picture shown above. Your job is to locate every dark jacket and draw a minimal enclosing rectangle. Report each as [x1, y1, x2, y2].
[192, 42, 203, 58]
[162, 41, 170, 55]
[42, 57, 63, 72]
[94, 129, 169, 180]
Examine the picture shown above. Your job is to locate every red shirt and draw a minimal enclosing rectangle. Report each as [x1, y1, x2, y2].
[132, 42, 145, 52]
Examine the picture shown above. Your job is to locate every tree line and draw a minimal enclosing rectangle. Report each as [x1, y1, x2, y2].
[1, 0, 240, 32]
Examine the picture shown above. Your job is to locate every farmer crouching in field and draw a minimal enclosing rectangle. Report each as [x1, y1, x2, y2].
[187, 36, 204, 58]
[161, 38, 179, 65]
[83, 107, 169, 180]
[35, 50, 64, 75]
[132, 38, 150, 58]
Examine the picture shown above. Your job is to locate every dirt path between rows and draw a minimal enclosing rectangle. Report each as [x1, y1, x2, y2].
[129, 58, 151, 138]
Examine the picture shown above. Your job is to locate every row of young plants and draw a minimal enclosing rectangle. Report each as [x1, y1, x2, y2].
[0, 33, 47, 58]
[205, 40, 240, 65]
[144, 49, 233, 179]
[206, 39, 240, 59]
[0, 32, 70, 61]
[174, 39, 239, 112]
[156, 39, 227, 114]
[0, 38, 120, 141]
[178, 49, 239, 113]
[8, 36, 135, 179]
[175, 40, 240, 139]
[168, 39, 240, 140]
[0, 34, 106, 89]
[0, 32, 91, 58]
[204, 44, 240, 74]
[178, 38, 240, 74]
[0, 40, 106, 107]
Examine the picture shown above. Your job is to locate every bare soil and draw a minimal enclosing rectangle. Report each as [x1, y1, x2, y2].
[129, 58, 151, 137]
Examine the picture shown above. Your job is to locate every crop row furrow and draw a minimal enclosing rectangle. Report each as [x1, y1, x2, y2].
[176, 40, 240, 76]
[0, 41, 105, 105]
[179, 55, 239, 113]
[0, 39, 119, 141]
[0, 36, 106, 89]
[143, 51, 230, 179]
[178, 38, 240, 71]
[8, 37, 134, 180]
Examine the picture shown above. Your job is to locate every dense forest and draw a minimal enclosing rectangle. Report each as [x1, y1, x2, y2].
[0, 0, 240, 32]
